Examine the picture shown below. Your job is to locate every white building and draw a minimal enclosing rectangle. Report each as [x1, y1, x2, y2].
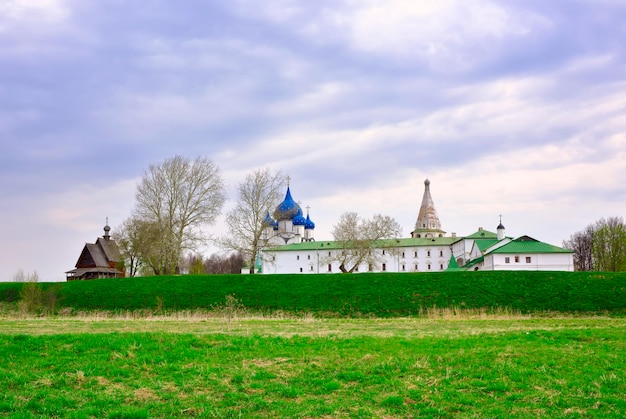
[261, 180, 574, 273]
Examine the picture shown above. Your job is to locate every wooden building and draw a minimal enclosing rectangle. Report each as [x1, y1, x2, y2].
[65, 221, 124, 280]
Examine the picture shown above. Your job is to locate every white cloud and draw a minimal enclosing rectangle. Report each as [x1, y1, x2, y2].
[0, 0, 70, 32]
[324, 1, 546, 67]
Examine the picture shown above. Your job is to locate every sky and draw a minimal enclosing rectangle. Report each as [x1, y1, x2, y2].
[1, 0, 625, 281]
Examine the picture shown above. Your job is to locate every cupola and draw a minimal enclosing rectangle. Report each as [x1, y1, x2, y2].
[273, 186, 301, 221]
[292, 207, 306, 226]
[497, 215, 506, 240]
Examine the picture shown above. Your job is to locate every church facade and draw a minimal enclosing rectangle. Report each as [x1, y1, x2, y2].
[261, 180, 574, 274]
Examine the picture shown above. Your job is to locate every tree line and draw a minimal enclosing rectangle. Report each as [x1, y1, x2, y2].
[114, 155, 401, 277]
[563, 216, 626, 272]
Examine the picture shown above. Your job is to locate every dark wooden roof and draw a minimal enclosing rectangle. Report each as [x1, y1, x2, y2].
[66, 232, 123, 279]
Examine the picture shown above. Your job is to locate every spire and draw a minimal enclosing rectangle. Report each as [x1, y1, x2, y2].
[411, 178, 445, 238]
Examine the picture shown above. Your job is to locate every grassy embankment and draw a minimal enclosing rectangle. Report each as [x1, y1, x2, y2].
[1, 271, 625, 316]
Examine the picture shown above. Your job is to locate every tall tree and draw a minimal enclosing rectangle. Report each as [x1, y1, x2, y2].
[563, 224, 595, 271]
[218, 168, 286, 274]
[592, 216, 626, 272]
[134, 155, 226, 275]
[114, 217, 148, 277]
[329, 212, 402, 273]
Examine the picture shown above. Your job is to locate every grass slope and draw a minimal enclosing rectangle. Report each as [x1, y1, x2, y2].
[1, 271, 625, 316]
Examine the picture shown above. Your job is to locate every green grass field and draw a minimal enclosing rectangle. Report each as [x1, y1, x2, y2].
[1, 313, 625, 418]
[1, 272, 625, 417]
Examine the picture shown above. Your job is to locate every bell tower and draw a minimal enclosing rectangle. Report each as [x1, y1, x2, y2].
[411, 179, 446, 238]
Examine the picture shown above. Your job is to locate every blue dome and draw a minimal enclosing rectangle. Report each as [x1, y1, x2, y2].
[273, 186, 301, 221]
[292, 208, 306, 226]
[262, 211, 275, 226]
[305, 213, 315, 229]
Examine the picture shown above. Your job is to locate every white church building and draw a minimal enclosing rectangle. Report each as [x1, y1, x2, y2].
[260, 179, 574, 274]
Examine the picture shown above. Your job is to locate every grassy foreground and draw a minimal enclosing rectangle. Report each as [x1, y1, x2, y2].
[1, 314, 625, 418]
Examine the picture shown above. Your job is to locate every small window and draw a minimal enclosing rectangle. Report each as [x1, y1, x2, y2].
[514, 256, 520, 263]
[296, 255, 300, 260]
[382, 263, 387, 271]
[428, 264, 431, 270]
[440, 264, 444, 270]
[414, 264, 418, 271]
[414, 251, 418, 258]
[299, 267, 303, 272]
[427, 250, 431, 257]
[526, 257, 532, 263]
[307, 255, 311, 260]
[328, 264, 332, 272]
[505, 257, 510, 264]
[439, 250, 443, 257]
[310, 266, 313, 271]
[402, 251, 405, 258]
[328, 251, 331, 257]
[382, 250, 385, 255]
[401, 265, 405, 271]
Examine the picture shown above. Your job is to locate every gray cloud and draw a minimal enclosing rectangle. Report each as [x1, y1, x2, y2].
[1, 0, 625, 280]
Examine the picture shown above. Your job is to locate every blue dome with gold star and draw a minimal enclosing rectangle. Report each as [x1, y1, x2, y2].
[273, 186, 302, 221]
[292, 208, 306, 226]
[304, 212, 315, 230]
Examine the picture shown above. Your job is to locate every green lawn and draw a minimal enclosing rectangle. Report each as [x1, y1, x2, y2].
[1, 315, 625, 418]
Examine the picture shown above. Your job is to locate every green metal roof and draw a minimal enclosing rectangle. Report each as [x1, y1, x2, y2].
[463, 256, 484, 269]
[474, 239, 500, 251]
[487, 239, 572, 254]
[266, 236, 458, 252]
[465, 229, 498, 239]
[445, 255, 463, 271]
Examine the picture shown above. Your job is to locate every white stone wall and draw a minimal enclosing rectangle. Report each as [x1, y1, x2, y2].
[263, 245, 453, 274]
[485, 253, 574, 271]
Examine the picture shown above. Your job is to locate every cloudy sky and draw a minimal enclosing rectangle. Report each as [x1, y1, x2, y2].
[2, 0, 625, 281]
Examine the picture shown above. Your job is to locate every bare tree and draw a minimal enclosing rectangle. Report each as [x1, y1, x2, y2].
[114, 217, 147, 277]
[563, 224, 595, 271]
[204, 252, 244, 274]
[218, 168, 286, 274]
[592, 216, 626, 272]
[329, 212, 403, 273]
[180, 252, 206, 275]
[134, 155, 226, 275]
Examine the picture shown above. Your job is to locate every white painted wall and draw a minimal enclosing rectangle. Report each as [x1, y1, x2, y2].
[263, 245, 453, 274]
[485, 253, 574, 271]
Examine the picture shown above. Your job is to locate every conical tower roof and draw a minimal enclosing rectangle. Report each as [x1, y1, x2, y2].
[411, 179, 445, 238]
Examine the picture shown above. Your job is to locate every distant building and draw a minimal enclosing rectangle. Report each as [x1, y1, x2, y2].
[261, 180, 574, 273]
[66, 221, 125, 280]
[261, 181, 316, 247]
